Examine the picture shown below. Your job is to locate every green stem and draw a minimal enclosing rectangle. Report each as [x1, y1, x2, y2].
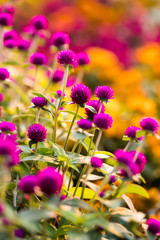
[73, 164, 88, 197]
[64, 104, 80, 150]
[124, 140, 133, 152]
[33, 66, 39, 90]
[35, 108, 40, 123]
[80, 165, 90, 200]
[35, 142, 38, 154]
[53, 113, 58, 143]
[133, 135, 146, 162]
[43, 57, 57, 94]
[66, 168, 74, 197]
[71, 140, 80, 153]
[77, 144, 83, 154]
[77, 68, 84, 83]
[94, 129, 102, 153]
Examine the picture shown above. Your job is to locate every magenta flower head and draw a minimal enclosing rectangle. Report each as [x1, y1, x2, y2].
[36, 167, 63, 195]
[130, 151, 147, 173]
[60, 195, 66, 201]
[31, 15, 48, 30]
[0, 13, 13, 26]
[91, 157, 103, 168]
[140, 117, 159, 134]
[77, 119, 92, 130]
[4, 30, 19, 41]
[30, 52, 47, 66]
[0, 3, 15, 15]
[52, 69, 64, 83]
[99, 191, 104, 198]
[14, 229, 25, 238]
[32, 97, 47, 108]
[110, 175, 117, 183]
[0, 93, 3, 102]
[114, 150, 133, 166]
[85, 100, 105, 120]
[17, 39, 30, 51]
[0, 68, 9, 81]
[56, 90, 65, 98]
[0, 121, 16, 132]
[27, 124, 47, 143]
[147, 218, 160, 235]
[19, 175, 37, 194]
[93, 113, 113, 129]
[57, 50, 77, 66]
[125, 126, 143, 141]
[77, 52, 90, 66]
[51, 32, 70, 48]
[4, 39, 17, 49]
[70, 84, 91, 105]
[94, 86, 114, 101]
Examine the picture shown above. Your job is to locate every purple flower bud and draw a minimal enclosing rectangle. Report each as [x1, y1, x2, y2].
[32, 97, 47, 108]
[70, 84, 91, 105]
[91, 157, 103, 168]
[36, 167, 63, 195]
[0, 68, 9, 81]
[140, 117, 159, 133]
[110, 175, 116, 183]
[0, 13, 13, 26]
[99, 191, 104, 198]
[4, 39, 17, 49]
[0, 121, 16, 132]
[85, 100, 105, 120]
[56, 90, 65, 97]
[52, 69, 64, 83]
[94, 86, 114, 101]
[147, 218, 160, 235]
[14, 229, 25, 238]
[77, 119, 92, 130]
[57, 50, 77, 66]
[27, 124, 47, 143]
[31, 15, 48, 30]
[30, 52, 47, 66]
[17, 39, 30, 51]
[77, 52, 90, 66]
[51, 32, 70, 47]
[60, 195, 66, 201]
[124, 126, 143, 140]
[19, 175, 37, 194]
[93, 113, 113, 129]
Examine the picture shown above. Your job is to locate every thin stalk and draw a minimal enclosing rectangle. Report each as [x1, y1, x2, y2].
[35, 108, 40, 123]
[133, 135, 146, 162]
[43, 57, 57, 94]
[33, 66, 39, 90]
[98, 101, 104, 113]
[73, 164, 88, 197]
[94, 129, 102, 153]
[124, 140, 133, 152]
[71, 140, 80, 154]
[66, 169, 74, 197]
[64, 104, 80, 150]
[53, 113, 58, 143]
[35, 142, 38, 154]
[77, 144, 83, 154]
[76, 68, 84, 83]
[80, 165, 90, 199]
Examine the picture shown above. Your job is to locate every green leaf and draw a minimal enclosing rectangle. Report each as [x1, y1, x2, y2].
[70, 156, 91, 164]
[84, 105, 97, 113]
[49, 142, 68, 158]
[122, 135, 131, 141]
[136, 130, 146, 138]
[94, 150, 115, 159]
[37, 148, 53, 156]
[69, 187, 97, 200]
[80, 137, 94, 152]
[68, 163, 80, 172]
[69, 231, 90, 240]
[61, 198, 94, 210]
[20, 155, 54, 163]
[28, 140, 35, 149]
[18, 209, 55, 221]
[125, 184, 149, 198]
[61, 110, 83, 119]
[19, 145, 31, 154]
[72, 131, 87, 140]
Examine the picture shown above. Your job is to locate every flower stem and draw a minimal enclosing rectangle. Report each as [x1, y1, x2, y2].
[43, 57, 57, 94]
[124, 140, 133, 152]
[94, 129, 102, 153]
[35, 107, 40, 123]
[33, 66, 39, 90]
[133, 135, 146, 162]
[77, 68, 84, 83]
[73, 164, 88, 197]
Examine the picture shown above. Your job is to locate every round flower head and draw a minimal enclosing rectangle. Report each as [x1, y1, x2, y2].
[147, 218, 160, 235]
[14, 229, 25, 238]
[57, 50, 77, 66]
[70, 84, 91, 105]
[0, 68, 9, 81]
[36, 167, 63, 195]
[110, 175, 116, 183]
[85, 100, 105, 120]
[31, 15, 48, 30]
[32, 97, 47, 108]
[94, 86, 114, 101]
[19, 175, 37, 194]
[4, 30, 19, 41]
[51, 32, 70, 47]
[91, 157, 103, 168]
[77, 52, 90, 66]
[77, 119, 92, 130]
[30, 52, 47, 66]
[140, 117, 159, 133]
[0, 93, 3, 102]
[56, 90, 65, 98]
[125, 126, 143, 140]
[27, 124, 47, 143]
[52, 69, 64, 83]
[0, 121, 16, 132]
[0, 3, 15, 15]
[130, 151, 147, 173]
[114, 150, 133, 167]
[4, 39, 17, 49]
[93, 113, 113, 129]
[60, 195, 66, 201]
[18, 39, 30, 51]
[0, 12, 13, 26]
[99, 191, 104, 198]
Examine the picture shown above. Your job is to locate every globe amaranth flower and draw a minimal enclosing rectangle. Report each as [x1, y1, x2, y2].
[0, 68, 9, 81]
[110, 175, 117, 183]
[52, 69, 64, 83]
[19, 175, 37, 194]
[140, 117, 159, 133]
[91, 157, 103, 168]
[56, 90, 65, 97]
[27, 124, 47, 143]
[60, 195, 66, 201]
[77, 119, 92, 130]
[36, 167, 63, 195]
[57, 50, 77, 66]
[94, 86, 114, 101]
[114, 150, 133, 166]
[93, 113, 113, 129]
[4, 39, 17, 49]
[124, 126, 143, 141]
[99, 191, 104, 198]
[147, 218, 160, 235]
[17, 39, 30, 51]
[0, 121, 16, 132]
[32, 97, 47, 108]
[0, 12, 13, 26]
[14, 229, 25, 239]
[4, 30, 19, 41]
[85, 100, 105, 120]
[70, 84, 91, 105]
[130, 151, 147, 173]
[77, 52, 90, 66]
[31, 15, 48, 30]
[51, 32, 70, 47]
[30, 52, 47, 66]
[0, 3, 15, 15]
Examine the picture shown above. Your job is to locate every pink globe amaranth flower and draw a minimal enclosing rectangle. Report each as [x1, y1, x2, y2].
[147, 218, 160, 235]
[110, 175, 116, 183]
[70, 84, 91, 105]
[124, 126, 143, 141]
[32, 97, 47, 108]
[60, 195, 66, 201]
[52, 69, 64, 83]
[91, 157, 103, 168]
[77, 52, 90, 66]
[19, 175, 37, 194]
[94, 86, 114, 101]
[17, 39, 30, 51]
[85, 100, 105, 120]
[114, 150, 133, 167]
[77, 119, 92, 130]
[30, 52, 47, 66]
[57, 50, 77, 66]
[0, 12, 13, 26]
[99, 191, 104, 198]
[31, 15, 48, 30]
[14, 229, 25, 238]
[36, 167, 63, 195]
[27, 124, 47, 143]
[0, 93, 3, 101]
[0, 68, 9, 81]
[66, 75, 76, 88]
[130, 151, 147, 173]
[51, 32, 70, 47]
[0, 3, 15, 15]
[4, 39, 17, 49]
[93, 113, 113, 129]
[0, 121, 16, 132]
[140, 117, 159, 133]
[56, 90, 65, 97]
[4, 30, 19, 41]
